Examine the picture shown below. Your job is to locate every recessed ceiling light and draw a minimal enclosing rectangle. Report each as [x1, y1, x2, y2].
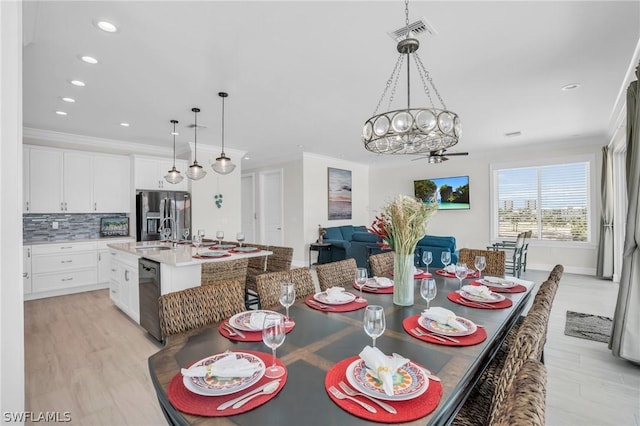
[244, 156, 251, 160]
[55, 111, 67, 116]
[81, 55, 98, 64]
[561, 83, 580, 91]
[61, 97, 75, 103]
[505, 131, 522, 137]
[120, 122, 130, 127]
[96, 20, 117, 33]
[171, 131, 179, 136]
[70, 80, 86, 87]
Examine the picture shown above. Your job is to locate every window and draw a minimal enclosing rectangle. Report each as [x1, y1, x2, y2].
[491, 159, 592, 243]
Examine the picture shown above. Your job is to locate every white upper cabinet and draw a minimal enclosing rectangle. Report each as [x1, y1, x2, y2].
[63, 151, 94, 213]
[29, 147, 64, 213]
[134, 156, 189, 191]
[93, 154, 131, 213]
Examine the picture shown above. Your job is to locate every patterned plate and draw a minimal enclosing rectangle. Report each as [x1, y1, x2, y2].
[480, 277, 518, 289]
[459, 290, 505, 303]
[233, 247, 259, 253]
[228, 310, 281, 332]
[198, 251, 229, 258]
[345, 359, 429, 401]
[313, 291, 356, 305]
[182, 352, 265, 396]
[363, 278, 394, 288]
[418, 315, 477, 337]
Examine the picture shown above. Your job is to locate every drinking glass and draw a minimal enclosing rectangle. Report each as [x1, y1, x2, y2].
[279, 283, 296, 327]
[183, 228, 190, 241]
[216, 231, 224, 245]
[441, 251, 451, 269]
[422, 251, 433, 274]
[236, 232, 245, 247]
[363, 305, 385, 347]
[474, 255, 486, 280]
[354, 267, 368, 303]
[420, 278, 437, 309]
[262, 314, 286, 378]
[192, 233, 202, 256]
[455, 262, 468, 290]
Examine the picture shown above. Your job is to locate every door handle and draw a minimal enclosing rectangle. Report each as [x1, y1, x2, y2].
[124, 270, 130, 281]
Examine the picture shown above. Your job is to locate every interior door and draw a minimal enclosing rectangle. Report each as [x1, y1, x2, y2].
[260, 169, 283, 246]
[241, 174, 256, 242]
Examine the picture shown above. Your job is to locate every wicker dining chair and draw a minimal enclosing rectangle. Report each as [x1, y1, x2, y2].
[490, 359, 547, 426]
[158, 279, 246, 338]
[369, 251, 394, 277]
[201, 258, 248, 287]
[243, 243, 269, 309]
[265, 245, 294, 272]
[256, 267, 314, 310]
[458, 248, 506, 276]
[316, 258, 358, 292]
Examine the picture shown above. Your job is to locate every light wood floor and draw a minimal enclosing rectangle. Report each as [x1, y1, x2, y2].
[24, 270, 640, 425]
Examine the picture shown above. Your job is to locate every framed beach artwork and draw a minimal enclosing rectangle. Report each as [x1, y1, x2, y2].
[414, 175, 470, 210]
[328, 167, 352, 220]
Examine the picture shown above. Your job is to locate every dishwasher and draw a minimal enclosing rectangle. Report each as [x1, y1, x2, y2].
[139, 258, 163, 342]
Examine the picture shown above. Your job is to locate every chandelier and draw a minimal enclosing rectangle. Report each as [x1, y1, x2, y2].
[211, 92, 236, 175]
[362, 0, 461, 155]
[186, 107, 207, 180]
[164, 119, 184, 184]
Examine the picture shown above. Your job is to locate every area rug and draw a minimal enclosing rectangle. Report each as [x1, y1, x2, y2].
[564, 311, 612, 343]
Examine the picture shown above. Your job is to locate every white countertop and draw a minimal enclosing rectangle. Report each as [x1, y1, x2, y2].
[107, 241, 271, 267]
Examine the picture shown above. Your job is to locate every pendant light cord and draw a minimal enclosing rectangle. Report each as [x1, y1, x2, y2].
[221, 96, 226, 156]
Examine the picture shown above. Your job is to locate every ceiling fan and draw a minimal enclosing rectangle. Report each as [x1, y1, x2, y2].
[411, 149, 469, 163]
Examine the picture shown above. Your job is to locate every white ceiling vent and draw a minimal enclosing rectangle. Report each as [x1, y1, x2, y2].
[387, 17, 437, 42]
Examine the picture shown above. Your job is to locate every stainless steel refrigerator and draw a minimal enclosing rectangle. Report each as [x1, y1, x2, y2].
[136, 191, 191, 241]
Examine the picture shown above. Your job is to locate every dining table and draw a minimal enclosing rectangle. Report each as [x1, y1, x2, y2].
[148, 271, 534, 425]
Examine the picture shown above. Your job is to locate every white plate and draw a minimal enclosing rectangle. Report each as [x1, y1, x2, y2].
[346, 359, 429, 401]
[198, 251, 229, 258]
[215, 244, 237, 250]
[233, 247, 259, 253]
[363, 278, 394, 288]
[480, 277, 518, 289]
[459, 290, 505, 303]
[183, 352, 265, 396]
[313, 291, 356, 305]
[418, 315, 477, 337]
[228, 310, 281, 332]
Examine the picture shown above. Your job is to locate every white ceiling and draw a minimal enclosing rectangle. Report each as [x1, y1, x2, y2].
[22, 1, 640, 169]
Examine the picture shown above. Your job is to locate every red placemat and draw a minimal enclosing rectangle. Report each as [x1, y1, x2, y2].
[218, 321, 295, 342]
[435, 269, 479, 279]
[192, 253, 232, 260]
[470, 280, 526, 293]
[447, 291, 513, 309]
[402, 315, 487, 346]
[352, 282, 394, 294]
[325, 356, 442, 423]
[228, 248, 262, 254]
[304, 295, 368, 312]
[167, 350, 287, 417]
[414, 272, 432, 279]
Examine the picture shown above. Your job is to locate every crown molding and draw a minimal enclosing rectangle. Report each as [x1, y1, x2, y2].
[180, 142, 246, 161]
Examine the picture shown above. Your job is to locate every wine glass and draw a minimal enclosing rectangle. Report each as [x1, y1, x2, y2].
[262, 314, 286, 378]
[363, 305, 385, 347]
[420, 278, 437, 309]
[455, 262, 468, 290]
[422, 251, 433, 274]
[192, 233, 202, 256]
[236, 232, 245, 247]
[183, 228, 190, 241]
[279, 283, 296, 327]
[474, 255, 486, 280]
[354, 267, 368, 303]
[216, 230, 224, 245]
[441, 251, 452, 270]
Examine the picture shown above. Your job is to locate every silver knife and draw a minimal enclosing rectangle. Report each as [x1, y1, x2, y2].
[224, 322, 246, 338]
[216, 379, 282, 411]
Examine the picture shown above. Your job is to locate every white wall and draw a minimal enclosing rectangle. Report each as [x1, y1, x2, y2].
[1, 0, 25, 416]
[369, 138, 604, 275]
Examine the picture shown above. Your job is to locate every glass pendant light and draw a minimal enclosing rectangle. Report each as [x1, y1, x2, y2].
[211, 92, 236, 175]
[164, 119, 184, 184]
[186, 107, 207, 180]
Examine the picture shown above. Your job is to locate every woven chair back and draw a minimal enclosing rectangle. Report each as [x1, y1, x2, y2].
[369, 251, 394, 277]
[316, 258, 358, 292]
[458, 248, 506, 276]
[243, 243, 269, 294]
[201, 258, 248, 287]
[265, 245, 294, 272]
[256, 267, 314, 309]
[158, 279, 246, 337]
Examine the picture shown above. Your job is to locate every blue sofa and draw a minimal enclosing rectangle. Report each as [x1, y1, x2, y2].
[415, 235, 458, 269]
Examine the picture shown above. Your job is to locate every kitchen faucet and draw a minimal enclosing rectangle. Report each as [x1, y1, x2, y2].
[158, 217, 176, 244]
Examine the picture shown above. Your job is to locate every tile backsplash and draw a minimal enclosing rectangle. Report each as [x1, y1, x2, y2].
[23, 213, 129, 242]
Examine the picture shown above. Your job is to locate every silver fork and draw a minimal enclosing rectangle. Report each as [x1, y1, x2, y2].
[412, 327, 460, 343]
[328, 386, 377, 413]
[221, 323, 238, 336]
[338, 381, 396, 414]
[308, 299, 331, 309]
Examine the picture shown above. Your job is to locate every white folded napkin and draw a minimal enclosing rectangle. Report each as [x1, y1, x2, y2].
[373, 277, 393, 287]
[483, 276, 534, 288]
[324, 287, 353, 303]
[359, 346, 409, 396]
[181, 353, 261, 378]
[461, 284, 493, 299]
[444, 265, 456, 273]
[249, 312, 268, 330]
[421, 307, 468, 331]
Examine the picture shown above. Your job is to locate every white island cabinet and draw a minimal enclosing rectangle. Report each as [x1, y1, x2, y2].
[108, 248, 140, 324]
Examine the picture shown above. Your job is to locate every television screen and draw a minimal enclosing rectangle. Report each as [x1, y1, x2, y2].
[414, 175, 470, 210]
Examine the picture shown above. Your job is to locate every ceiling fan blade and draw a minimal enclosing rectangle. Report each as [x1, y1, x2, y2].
[443, 152, 469, 156]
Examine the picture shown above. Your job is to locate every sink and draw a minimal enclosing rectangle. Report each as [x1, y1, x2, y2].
[136, 245, 172, 252]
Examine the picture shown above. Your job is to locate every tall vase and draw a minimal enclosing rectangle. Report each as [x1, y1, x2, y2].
[393, 252, 415, 306]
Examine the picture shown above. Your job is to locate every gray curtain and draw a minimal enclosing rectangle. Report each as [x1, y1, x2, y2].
[610, 64, 640, 364]
[596, 146, 614, 278]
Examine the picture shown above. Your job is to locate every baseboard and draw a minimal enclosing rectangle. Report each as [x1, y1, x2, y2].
[24, 282, 110, 301]
[526, 263, 596, 276]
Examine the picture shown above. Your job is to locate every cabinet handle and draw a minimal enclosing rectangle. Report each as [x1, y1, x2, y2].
[124, 270, 130, 281]
[60, 202, 64, 211]
[65, 202, 68, 211]
[27, 248, 30, 257]
[61, 278, 73, 282]
[111, 268, 117, 272]
[23, 273, 28, 278]
[60, 246, 72, 250]
[60, 260, 73, 264]
[94, 202, 97, 211]
[98, 253, 101, 261]
[26, 201, 29, 212]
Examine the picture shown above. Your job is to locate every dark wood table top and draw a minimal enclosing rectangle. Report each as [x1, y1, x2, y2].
[148, 275, 533, 425]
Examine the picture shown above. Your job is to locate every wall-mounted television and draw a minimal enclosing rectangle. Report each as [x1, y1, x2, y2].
[414, 175, 470, 210]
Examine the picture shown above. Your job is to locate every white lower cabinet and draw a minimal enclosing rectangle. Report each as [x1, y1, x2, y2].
[31, 242, 98, 295]
[23, 245, 32, 294]
[109, 249, 140, 324]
